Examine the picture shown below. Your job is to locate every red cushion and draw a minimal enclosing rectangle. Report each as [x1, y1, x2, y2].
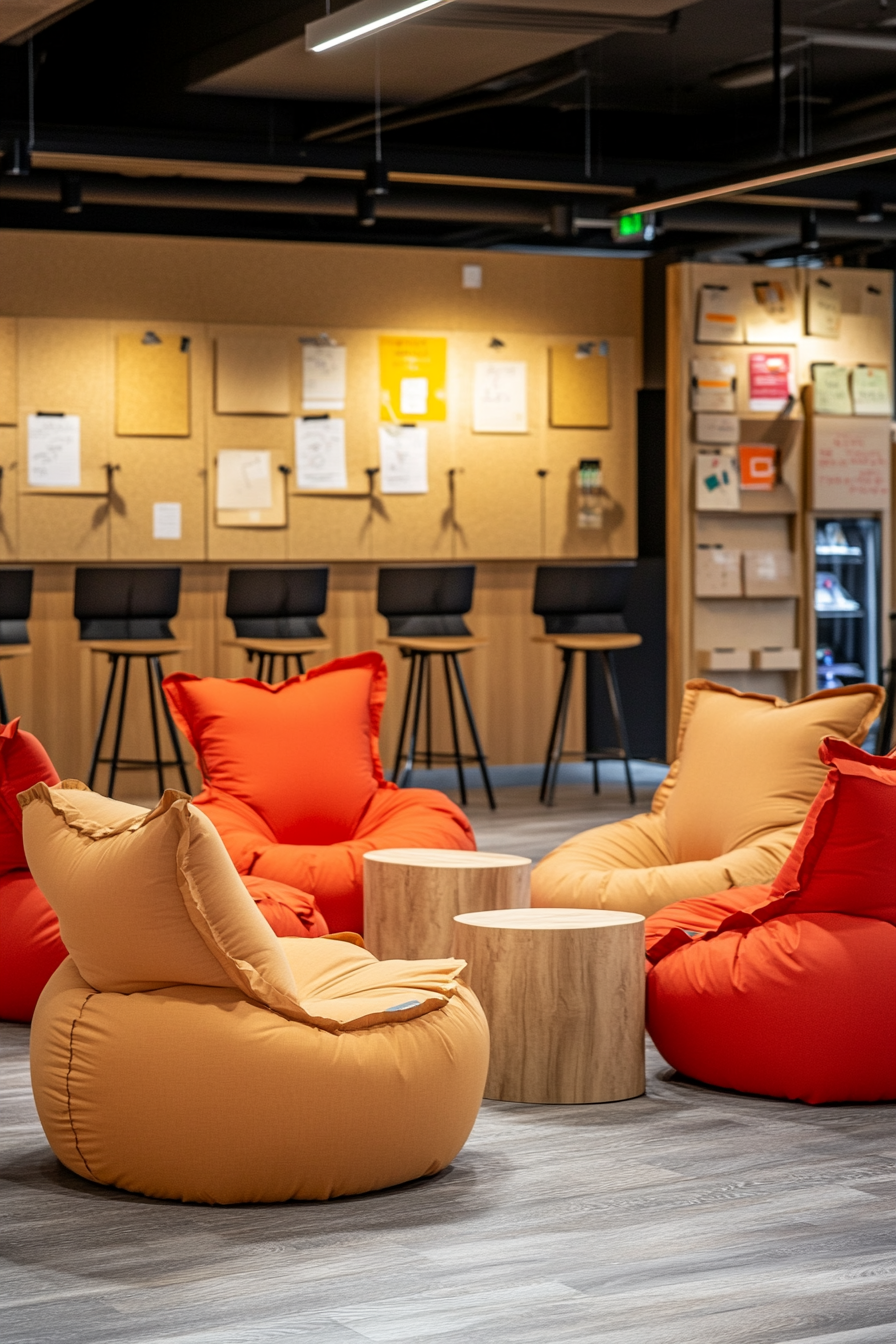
[163, 654, 388, 847]
[241, 874, 328, 939]
[209, 785, 476, 934]
[0, 870, 67, 1022]
[0, 718, 59, 876]
[645, 737, 896, 1103]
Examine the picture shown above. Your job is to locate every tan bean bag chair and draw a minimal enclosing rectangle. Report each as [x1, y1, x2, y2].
[531, 679, 884, 919]
[25, 781, 488, 1205]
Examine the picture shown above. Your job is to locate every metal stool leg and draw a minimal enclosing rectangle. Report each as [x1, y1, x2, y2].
[146, 655, 165, 797]
[107, 655, 132, 798]
[425, 654, 433, 769]
[296, 653, 306, 675]
[392, 651, 418, 782]
[592, 759, 600, 795]
[443, 653, 467, 805]
[602, 650, 635, 805]
[88, 653, 120, 790]
[541, 647, 575, 805]
[876, 658, 896, 753]
[450, 652, 496, 810]
[153, 655, 191, 792]
[0, 672, 7, 725]
[399, 652, 427, 789]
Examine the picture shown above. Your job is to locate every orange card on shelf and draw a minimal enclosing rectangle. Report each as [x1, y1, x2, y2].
[738, 443, 778, 491]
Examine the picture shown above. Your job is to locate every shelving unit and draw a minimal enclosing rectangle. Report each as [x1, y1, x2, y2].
[666, 262, 893, 754]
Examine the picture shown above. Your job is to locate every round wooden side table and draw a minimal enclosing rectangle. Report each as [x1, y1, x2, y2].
[452, 907, 645, 1104]
[363, 848, 531, 960]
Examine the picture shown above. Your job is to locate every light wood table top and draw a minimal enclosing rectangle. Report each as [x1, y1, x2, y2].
[453, 905, 645, 1104]
[82, 640, 191, 656]
[379, 636, 488, 653]
[222, 637, 331, 655]
[0, 644, 31, 659]
[363, 847, 530, 960]
[533, 633, 642, 652]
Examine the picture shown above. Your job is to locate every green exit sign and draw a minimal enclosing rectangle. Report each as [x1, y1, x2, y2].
[618, 213, 644, 236]
[612, 211, 657, 243]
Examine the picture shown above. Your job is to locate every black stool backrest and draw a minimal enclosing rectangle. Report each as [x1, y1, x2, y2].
[225, 568, 329, 639]
[0, 569, 33, 646]
[377, 566, 475, 637]
[74, 567, 181, 641]
[533, 563, 635, 634]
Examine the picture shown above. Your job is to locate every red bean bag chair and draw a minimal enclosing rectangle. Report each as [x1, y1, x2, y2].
[0, 719, 68, 1021]
[163, 652, 476, 935]
[645, 736, 896, 1104]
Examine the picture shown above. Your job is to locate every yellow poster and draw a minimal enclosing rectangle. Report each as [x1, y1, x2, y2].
[379, 335, 447, 422]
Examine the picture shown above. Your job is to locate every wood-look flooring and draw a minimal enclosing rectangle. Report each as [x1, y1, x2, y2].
[2, 779, 895, 1344]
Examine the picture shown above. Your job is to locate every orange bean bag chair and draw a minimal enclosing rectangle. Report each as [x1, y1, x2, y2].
[163, 653, 476, 935]
[644, 736, 896, 1104]
[0, 719, 67, 1021]
[531, 680, 883, 919]
[0, 717, 326, 1022]
[26, 781, 488, 1203]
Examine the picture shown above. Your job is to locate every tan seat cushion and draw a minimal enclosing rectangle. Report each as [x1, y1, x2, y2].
[21, 782, 466, 1032]
[531, 679, 883, 917]
[653, 680, 883, 862]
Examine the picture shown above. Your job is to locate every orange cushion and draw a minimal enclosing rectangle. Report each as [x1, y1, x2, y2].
[0, 718, 59, 875]
[204, 785, 477, 934]
[163, 654, 388, 847]
[241, 874, 329, 939]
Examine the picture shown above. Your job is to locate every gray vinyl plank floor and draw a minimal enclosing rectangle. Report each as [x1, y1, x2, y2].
[3, 781, 895, 1344]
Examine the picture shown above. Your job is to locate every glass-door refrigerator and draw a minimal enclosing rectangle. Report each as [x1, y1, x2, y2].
[814, 517, 881, 690]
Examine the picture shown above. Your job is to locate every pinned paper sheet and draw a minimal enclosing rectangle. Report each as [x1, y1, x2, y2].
[27, 414, 81, 488]
[302, 345, 346, 411]
[379, 425, 428, 493]
[473, 361, 528, 433]
[812, 364, 852, 416]
[379, 336, 447, 422]
[216, 450, 273, 511]
[813, 417, 890, 509]
[806, 275, 842, 338]
[695, 449, 739, 511]
[748, 352, 793, 412]
[215, 336, 290, 416]
[694, 413, 738, 445]
[860, 283, 888, 322]
[153, 502, 182, 540]
[295, 418, 347, 490]
[696, 285, 742, 343]
[745, 279, 796, 342]
[690, 359, 736, 413]
[852, 366, 891, 417]
[739, 443, 778, 491]
[694, 546, 743, 598]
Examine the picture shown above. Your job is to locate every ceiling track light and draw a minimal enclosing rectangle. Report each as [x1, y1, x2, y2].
[60, 171, 82, 214]
[856, 189, 885, 224]
[800, 207, 819, 250]
[306, 0, 454, 53]
[365, 160, 389, 197]
[357, 189, 377, 227]
[4, 138, 31, 176]
[617, 136, 896, 218]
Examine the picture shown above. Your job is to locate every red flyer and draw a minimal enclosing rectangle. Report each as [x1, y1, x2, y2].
[748, 351, 793, 412]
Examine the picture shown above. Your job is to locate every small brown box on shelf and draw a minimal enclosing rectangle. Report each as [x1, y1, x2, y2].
[743, 550, 800, 598]
[697, 647, 752, 671]
[694, 546, 742, 598]
[751, 646, 802, 671]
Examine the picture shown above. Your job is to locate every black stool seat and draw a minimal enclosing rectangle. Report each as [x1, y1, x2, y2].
[222, 636, 331, 683]
[378, 565, 495, 810]
[0, 569, 34, 723]
[75, 568, 190, 797]
[225, 568, 329, 683]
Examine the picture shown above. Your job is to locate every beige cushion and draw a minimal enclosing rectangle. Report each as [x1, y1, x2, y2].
[531, 679, 884, 917]
[656, 681, 883, 862]
[21, 782, 465, 1032]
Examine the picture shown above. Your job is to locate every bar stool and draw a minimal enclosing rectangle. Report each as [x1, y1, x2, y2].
[76, 567, 191, 796]
[222, 568, 330, 682]
[534, 564, 642, 807]
[378, 565, 496, 810]
[0, 568, 33, 723]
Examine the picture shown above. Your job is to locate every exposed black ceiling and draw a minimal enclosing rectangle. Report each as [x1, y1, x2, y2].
[2, 0, 896, 264]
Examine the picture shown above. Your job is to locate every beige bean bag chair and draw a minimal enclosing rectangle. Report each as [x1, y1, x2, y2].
[25, 781, 488, 1205]
[531, 680, 884, 919]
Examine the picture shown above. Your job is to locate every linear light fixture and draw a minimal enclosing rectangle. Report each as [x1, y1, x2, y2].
[618, 136, 896, 217]
[306, 0, 454, 53]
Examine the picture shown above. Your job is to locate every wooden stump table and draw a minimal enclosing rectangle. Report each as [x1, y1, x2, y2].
[452, 907, 645, 1104]
[363, 849, 531, 960]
